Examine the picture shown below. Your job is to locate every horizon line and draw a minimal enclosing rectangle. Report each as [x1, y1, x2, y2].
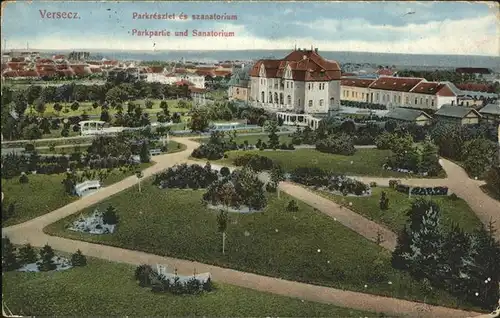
[2, 48, 499, 58]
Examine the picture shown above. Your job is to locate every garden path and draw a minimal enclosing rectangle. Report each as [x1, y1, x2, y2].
[2, 136, 495, 317]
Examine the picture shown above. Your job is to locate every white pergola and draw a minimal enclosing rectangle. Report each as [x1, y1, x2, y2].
[276, 112, 322, 129]
[79, 120, 105, 136]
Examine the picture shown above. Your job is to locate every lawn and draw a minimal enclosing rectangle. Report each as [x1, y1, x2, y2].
[26, 99, 190, 118]
[216, 148, 428, 178]
[1, 163, 152, 227]
[317, 187, 483, 233]
[196, 133, 292, 146]
[34, 141, 185, 155]
[45, 185, 474, 309]
[1, 257, 378, 317]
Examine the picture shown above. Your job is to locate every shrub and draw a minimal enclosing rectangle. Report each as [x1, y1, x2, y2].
[370, 181, 377, 187]
[24, 143, 35, 152]
[18, 243, 37, 265]
[375, 132, 395, 150]
[287, 143, 295, 150]
[449, 193, 459, 201]
[135, 264, 154, 287]
[203, 277, 214, 292]
[191, 144, 225, 160]
[38, 244, 56, 272]
[102, 206, 119, 225]
[261, 142, 268, 149]
[71, 249, 87, 266]
[286, 200, 299, 212]
[220, 166, 231, 177]
[379, 191, 389, 210]
[266, 182, 277, 193]
[19, 172, 29, 184]
[388, 179, 401, 189]
[315, 134, 356, 156]
[233, 154, 274, 171]
[485, 165, 500, 197]
[2, 237, 19, 272]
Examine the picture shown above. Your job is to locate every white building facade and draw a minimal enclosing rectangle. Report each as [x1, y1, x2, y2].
[145, 73, 205, 89]
[249, 48, 341, 116]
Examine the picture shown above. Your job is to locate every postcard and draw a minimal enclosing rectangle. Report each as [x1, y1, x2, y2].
[1, 1, 499, 317]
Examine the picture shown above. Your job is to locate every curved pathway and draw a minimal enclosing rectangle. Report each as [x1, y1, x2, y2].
[2, 136, 494, 317]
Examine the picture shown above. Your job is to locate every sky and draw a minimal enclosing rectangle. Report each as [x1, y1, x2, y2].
[1, 1, 499, 56]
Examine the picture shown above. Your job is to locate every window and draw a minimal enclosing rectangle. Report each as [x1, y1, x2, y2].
[362, 93, 365, 99]
[420, 98, 423, 104]
[261, 91, 264, 102]
[406, 96, 409, 104]
[431, 99, 435, 107]
[236, 88, 240, 94]
[376, 93, 379, 102]
[393, 95, 397, 103]
[291, 82, 293, 88]
[425, 98, 429, 106]
[308, 100, 313, 107]
[415, 98, 418, 105]
[287, 95, 291, 105]
[330, 97, 335, 106]
[398, 96, 401, 104]
[319, 99, 324, 107]
[451, 100, 454, 106]
[286, 82, 289, 89]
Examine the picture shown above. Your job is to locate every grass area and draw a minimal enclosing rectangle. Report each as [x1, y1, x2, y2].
[317, 187, 483, 233]
[1, 257, 379, 317]
[34, 141, 185, 155]
[1, 163, 152, 227]
[26, 99, 190, 118]
[45, 186, 475, 309]
[196, 133, 292, 146]
[215, 148, 433, 178]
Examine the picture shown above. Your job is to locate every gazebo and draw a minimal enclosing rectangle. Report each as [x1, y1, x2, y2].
[79, 120, 105, 136]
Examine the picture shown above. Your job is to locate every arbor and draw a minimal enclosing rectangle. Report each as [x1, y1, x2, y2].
[38, 244, 56, 272]
[2, 237, 19, 272]
[71, 249, 87, 266]
[217, 209, 228, 255]
[265, 120, 280, 150]
[18, 243, 37, 265]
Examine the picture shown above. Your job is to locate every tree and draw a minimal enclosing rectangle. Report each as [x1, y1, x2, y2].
[2, 237, 19, 271]
[2, 202, 15, 221]
[62, 171, 77, 195]
[265, 120, 280, 150]
[103, 205, 119, 225]
[286, 200, 299, 212]
[419, 136, 441, 176]
[19, 172, 29, 184]
[145, 99, 154, 109]
[61, 128, 70, 137]
[23, 123, 42, 140]
[462, 138, 498, 179]
[217, 209, 228, 255]
[379, 191, 389, 210]
[71, 249, 87, 266]
[139, 141, 150, 163]
[402, 205, 445, 282]
[391, 226, 411, 270]
[172, 112, 181, 123]
[70, 101, 80, 111]
[316, 134, 356, 156]
[270, 164, 285, 198]
[38, 244, 57, 272]
[100, 109, 110, 122]
[340, 120, 356, 135]
[18, 243, 37, 265]
[35, 97, 46, 115]
[485, 165, 500, 197]
[220, 166, 231, 177]
[189, 108, 209, 132]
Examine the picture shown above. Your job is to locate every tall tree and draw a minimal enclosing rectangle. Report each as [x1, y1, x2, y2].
[266, 120, 280, 150]
[18, 243, 37, 265]
[1, 237, 19, 272]
[217, 209, 228, 255]
[38, 244, 56, 271]
[189, 108, 209, 133]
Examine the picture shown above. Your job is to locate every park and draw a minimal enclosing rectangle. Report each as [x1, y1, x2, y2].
[2, 85, 500, 317]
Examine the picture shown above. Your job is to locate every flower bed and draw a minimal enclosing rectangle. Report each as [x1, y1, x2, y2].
[290, 167, 370, 196]
[153, 163, 220, 189]
[389, 179, 449, 196]
[18, 256, 72, 272]
[68, 209, 117, 234]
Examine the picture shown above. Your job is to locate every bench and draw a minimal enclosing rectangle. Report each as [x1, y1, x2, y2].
[75, 180, 101, 197]
[149, 149, 162, 156]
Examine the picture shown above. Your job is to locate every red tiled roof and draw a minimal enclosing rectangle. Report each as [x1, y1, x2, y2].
[7, 62, 28, 70]
[219, 63, 232, 68]
[17, 70, 40, 77]
[249, 49, 341, 81]
[37, 59, 54, 64]
[102, 60, 118, 66]
[56, 64, 69, 70]
[90, 68, 102, 73]
[175, 79, 193, 86]
[369, 77, 424, 92]
[189, 87, 206, 93]
[38, 70, 58, 77]
[175, 68, 187, 74]
[410, 82, 449, 96]
[53, 55, 65, 60]
[456, 83, 493, 93]
[214, 70, 232, 77]
[341, 78, 375, 88]
[36, 64, 57, 72]
[377, 68, 394, 76]
[57, 69, 75, 77]
[10, 57, 25, 62]
[70, 65, 91, 76]
[2, 70, 18, 77]
[196, 69, 216, 77]
[148, 66, 164, 73]
[341, 72, 356, 77]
